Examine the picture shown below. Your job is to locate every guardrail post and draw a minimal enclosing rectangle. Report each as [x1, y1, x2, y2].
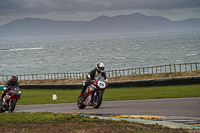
[174, 64, 176, 72]
[195, 62, 197, 70]
[185, 63, 187, 71]
[190, 63, 192, 71]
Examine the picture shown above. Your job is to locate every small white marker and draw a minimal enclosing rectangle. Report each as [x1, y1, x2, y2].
[53, 94, 57, 100]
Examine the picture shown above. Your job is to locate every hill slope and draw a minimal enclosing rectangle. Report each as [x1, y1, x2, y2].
[0, 13, 200, 38]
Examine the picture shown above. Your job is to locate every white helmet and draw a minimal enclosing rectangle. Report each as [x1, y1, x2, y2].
[96, 62, 105, 73]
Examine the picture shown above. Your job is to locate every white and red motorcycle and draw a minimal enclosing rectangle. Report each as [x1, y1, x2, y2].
[0, 86, 21, 113]
[77, 76, 107, 109]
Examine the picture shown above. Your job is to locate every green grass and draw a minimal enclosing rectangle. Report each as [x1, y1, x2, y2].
[104, 84, 200, 101]
[17, 84, 200, 105]
[0, 112, 99, 125]
[0, 112, 184, 133]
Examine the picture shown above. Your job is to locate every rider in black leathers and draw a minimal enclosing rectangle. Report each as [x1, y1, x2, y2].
[1, 75, 19, 103]
[79, 62, 108, 96]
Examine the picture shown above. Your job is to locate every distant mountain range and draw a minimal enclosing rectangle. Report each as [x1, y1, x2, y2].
[0, 13, 200, 38]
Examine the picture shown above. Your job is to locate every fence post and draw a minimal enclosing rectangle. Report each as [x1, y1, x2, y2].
[195, 62, 198, 70]
[185, 63, 187, 71]
[108, 71, 110, 77]
[174, 64, 176, 72]
[190, 63, 192, 71]
[160, 66, 162, 73]
[143, 67, 144, 74]
[156, 66, 157, 73]
[146, 67, 148, 74]
[112, 70, 114, 77]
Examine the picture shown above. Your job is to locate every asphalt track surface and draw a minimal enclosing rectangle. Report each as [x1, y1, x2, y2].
[15, 97, 200, 118]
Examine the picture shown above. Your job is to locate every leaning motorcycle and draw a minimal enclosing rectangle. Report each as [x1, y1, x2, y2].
[77, 76, 107, 109]
[0, 86, 21, 113]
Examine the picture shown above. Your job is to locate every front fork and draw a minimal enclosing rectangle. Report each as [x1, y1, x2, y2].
[93, 91, 97, 102]
[93, 90, 102, 102]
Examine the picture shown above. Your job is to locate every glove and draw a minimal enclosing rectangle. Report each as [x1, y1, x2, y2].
[3, 87, 7, 90]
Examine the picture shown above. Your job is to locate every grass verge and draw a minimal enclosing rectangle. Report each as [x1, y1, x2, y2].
[17, 84, 200, 105]
[0, 112, 188, 133]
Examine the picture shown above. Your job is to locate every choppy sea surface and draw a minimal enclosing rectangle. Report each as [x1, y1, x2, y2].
[0, 31, 200, 75]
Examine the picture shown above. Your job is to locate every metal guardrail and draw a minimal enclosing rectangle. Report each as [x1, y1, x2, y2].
[0, 62, 200, 81]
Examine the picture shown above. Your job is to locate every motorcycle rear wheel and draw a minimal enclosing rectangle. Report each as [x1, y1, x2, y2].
[77, 96, 86, 109]
[93, 91, 103, 109]
[8, 99, 16, 113]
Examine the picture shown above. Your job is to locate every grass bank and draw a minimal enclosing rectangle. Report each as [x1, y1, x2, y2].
[17, 84, 200, 105]
[0, 112, 188, 133]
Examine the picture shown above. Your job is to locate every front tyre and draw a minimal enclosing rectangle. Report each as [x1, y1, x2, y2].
[77, 96, 86, 109]
[9, 99, 16, 113]
[93, 91, 103, 109]
[0, 101, 5, 113]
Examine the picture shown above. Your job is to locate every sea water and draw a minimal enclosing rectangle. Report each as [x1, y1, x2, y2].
[0, 31, 199, 75]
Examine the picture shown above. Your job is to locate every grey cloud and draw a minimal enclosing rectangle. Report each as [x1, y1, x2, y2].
[0, 0, 200, 25]
[1, 0, 200, 15]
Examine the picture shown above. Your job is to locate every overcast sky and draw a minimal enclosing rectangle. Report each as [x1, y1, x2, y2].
[0, 0, 200, 26]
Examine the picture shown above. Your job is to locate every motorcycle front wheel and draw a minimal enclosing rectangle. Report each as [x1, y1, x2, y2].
[8, 99, 16, 112]
[0, 101, 5, 113]
[93, 91, 103, 109]
[77, 96, 86, 109]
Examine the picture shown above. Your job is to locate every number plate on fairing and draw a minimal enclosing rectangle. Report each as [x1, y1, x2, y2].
[97, 81, 106, 89]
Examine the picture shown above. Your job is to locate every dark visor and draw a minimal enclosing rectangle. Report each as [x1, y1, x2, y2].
[12, 78, 17, 82]
[99, 67, 104, 70]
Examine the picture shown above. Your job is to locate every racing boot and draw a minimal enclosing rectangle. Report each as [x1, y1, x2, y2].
[0, 98, 2, 107]
[0, 95, 4, 107]
[79, 84, 87, 96]
[0, 93, 5, 102]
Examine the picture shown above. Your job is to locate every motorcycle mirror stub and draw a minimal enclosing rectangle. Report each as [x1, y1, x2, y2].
[53, 94, 57, 100]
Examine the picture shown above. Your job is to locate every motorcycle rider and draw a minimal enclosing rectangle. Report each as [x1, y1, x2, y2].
[79, 62, 108, 97]
[0, 75, 19, 103]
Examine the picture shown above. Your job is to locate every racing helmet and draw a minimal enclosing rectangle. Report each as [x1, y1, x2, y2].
[96, 62, 105, 73]
[11, 75, 18, 83]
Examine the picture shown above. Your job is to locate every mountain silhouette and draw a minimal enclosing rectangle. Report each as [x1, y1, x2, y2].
[0, 13, 200, 38]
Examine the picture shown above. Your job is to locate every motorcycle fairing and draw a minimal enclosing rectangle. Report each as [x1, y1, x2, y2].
[97, 80, 106, 89]
[9, 89, 21, 97]
[85, 85, 96, 106]
[85, 94, 92, 106]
